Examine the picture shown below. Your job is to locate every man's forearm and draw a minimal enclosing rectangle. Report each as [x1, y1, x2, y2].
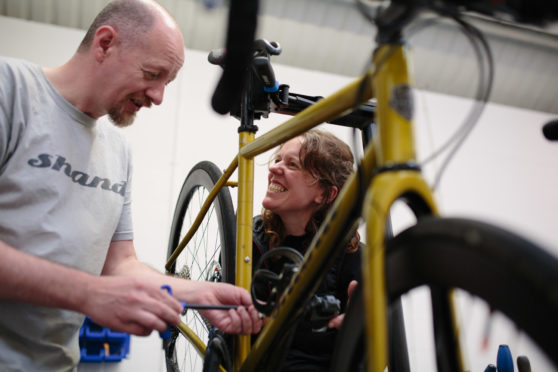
[0, 240, 93, 312]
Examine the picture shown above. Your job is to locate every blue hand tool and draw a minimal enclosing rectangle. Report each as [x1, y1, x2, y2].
[159, 285, 185, 339]
[497, 344, 514, 372]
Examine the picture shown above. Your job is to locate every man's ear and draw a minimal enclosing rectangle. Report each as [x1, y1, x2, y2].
[93, 26, 117, 62]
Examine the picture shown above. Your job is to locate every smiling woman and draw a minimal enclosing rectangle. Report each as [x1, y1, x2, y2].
[252, 129, 360, 372]
[261, 129, 355, 244]
[262, 136, 328, 236]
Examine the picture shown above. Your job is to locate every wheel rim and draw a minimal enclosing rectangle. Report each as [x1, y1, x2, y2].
[169, 184, 225, 371]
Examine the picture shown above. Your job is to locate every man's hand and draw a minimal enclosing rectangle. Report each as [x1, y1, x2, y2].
[328, 280, 358, 329]
[99, 240, 263, 335]
[82, 277, 263, 336]
[193, 281, 263, 334]
[0, 239, 262, 337]
[0, 239, 184, 337]
[82, 276, 184, 336]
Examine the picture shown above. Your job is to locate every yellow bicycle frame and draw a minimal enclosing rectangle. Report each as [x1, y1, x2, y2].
[166, 41, 466, 371]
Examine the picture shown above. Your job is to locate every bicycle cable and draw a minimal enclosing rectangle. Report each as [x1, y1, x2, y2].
[353, 1, 494, 192]
[407, 5, 495, 190]
[355, 0, 384, 25]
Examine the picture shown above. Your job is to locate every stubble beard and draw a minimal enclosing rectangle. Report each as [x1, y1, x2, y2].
[108, 105, 136, 128]
[108, 96, 152, 128]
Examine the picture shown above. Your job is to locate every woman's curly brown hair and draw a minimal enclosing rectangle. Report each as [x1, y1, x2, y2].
[261, 129, 358, 251]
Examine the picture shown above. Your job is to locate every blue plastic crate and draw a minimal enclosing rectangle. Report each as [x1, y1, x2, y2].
[83, 320, 106, 341]
[79, 317, 130, 363]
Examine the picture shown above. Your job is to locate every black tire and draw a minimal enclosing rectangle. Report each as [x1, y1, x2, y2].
[164, 161, 236, 372]
[331, 217, 558, 371]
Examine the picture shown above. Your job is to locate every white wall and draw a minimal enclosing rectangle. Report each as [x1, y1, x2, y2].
[1, 15, 557, 372]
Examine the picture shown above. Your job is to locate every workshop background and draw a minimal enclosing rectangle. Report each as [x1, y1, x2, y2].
[1, 0, 558, 371]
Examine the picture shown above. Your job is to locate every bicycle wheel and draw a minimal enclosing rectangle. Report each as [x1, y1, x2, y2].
[331, 217, 558, 371]
[164, 161, 236, 372]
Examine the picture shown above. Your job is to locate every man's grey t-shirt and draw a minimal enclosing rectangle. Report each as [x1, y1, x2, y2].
[0, 56, 133, 371]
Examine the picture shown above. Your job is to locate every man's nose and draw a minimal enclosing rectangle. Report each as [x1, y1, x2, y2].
[146, 83, 165, 106]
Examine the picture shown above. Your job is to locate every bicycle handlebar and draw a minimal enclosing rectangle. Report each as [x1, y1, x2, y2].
[212, 0, 557, 116]
[210, 0, 259, 115]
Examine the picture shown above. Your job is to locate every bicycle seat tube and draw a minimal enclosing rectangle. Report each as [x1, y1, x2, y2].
[235, 63, 264, 367]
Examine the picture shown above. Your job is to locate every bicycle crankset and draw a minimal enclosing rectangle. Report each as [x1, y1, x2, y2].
[251, 247, 304, 315]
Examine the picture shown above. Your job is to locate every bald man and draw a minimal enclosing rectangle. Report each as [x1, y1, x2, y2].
[0, 1, 261, 370]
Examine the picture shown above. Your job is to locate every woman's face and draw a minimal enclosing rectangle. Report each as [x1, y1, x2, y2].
[262, 137, 326, 232]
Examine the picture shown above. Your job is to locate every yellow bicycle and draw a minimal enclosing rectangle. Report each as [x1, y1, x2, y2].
[163, 1, 558, 371]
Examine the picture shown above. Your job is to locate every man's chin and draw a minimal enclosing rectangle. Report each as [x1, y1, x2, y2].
[108, 110, 136, 128]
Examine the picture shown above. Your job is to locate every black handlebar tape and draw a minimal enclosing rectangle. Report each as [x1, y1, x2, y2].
[211, 0, 259, 115]
[542, 119, 558, 141]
